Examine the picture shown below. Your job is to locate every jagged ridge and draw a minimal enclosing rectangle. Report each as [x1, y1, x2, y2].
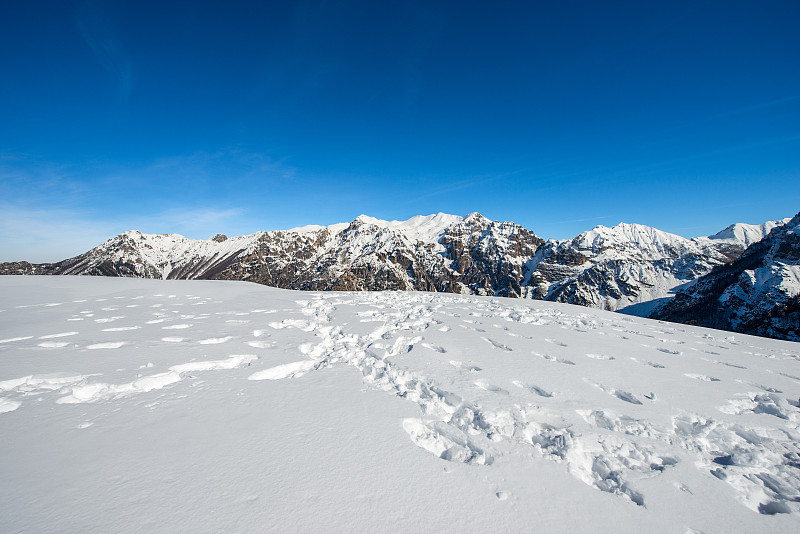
[0, 212, 788, 324]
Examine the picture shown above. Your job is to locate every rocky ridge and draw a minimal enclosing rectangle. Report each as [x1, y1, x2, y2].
[1, 212, 790, 325]
[652, 212, 800, 342]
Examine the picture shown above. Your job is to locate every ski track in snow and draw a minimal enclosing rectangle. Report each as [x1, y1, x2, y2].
[1, 278, 800, 529]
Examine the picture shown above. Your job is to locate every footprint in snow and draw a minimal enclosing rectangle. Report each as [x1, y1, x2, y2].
[482, 337, 512, 351]
[585, 379, 643, 405]
[248, 360, 316, 381]
[421, 342, 446, 353]
[474, 379, 509, 395]
[198, 336, 233, 345]
[629, 357, 665, 368]
[246, 340, 275, 349]
[734, 379, 781, 393]
[512, 380, 553, 397]
[684, 373, 720, 382]
[449, 361, 482, 372]
[401, 418, 492, 465]
[535, 352, 575, 365]
[86, 342, 125, 349]
[614, 390, 644, 405]
[716, 361, 747, 369]
[586, 353, 615, 361]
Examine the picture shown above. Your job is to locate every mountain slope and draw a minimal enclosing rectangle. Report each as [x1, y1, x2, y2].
[528, 223, 742, 312]
[652, 212, 800, 342]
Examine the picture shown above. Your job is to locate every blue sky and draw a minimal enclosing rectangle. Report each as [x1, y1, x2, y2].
[1, 0, 799, 262]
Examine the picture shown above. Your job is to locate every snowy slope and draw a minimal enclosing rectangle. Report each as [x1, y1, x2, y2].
[654, 213, 800, 342]
[1, 276, 799, 533]
[571, 223, 702, 259]
[707, 218, 791, 247]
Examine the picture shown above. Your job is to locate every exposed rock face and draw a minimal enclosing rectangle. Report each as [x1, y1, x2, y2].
[0, 213, 789, 335]
[651, 213, 800, 342]
[524, 222, 763, 313]
[0, 261, 40, 275]
[208, 213, 544, 297]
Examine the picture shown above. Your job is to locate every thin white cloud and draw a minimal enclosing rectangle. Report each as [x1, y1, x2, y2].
[76, 1, 133, 100]
[0, 205, 250, 264]
[0, 205, 114, 263]
[126, 207, 247, 239]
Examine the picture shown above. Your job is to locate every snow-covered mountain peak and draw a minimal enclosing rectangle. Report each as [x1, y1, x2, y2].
[4, 212, 794, 329]
[464, 212, 491, 225]
[572, 222, 692, 257]
[347, 213, 466, 243]
[352, 214, 384, 226]
[707, 218, 791, 246]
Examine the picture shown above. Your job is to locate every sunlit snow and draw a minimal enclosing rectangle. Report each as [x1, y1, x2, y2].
[1, 276, 799, 533]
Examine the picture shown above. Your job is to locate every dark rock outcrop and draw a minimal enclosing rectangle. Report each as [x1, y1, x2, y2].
[651, 213, 800, 342]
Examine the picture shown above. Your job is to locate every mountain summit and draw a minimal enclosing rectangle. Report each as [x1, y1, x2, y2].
[2, 212, 794, 340]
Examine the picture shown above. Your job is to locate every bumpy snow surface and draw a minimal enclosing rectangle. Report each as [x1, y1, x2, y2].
[1, 276, 799, 533]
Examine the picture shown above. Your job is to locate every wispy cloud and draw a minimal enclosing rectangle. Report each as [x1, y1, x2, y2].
[126, 207, 247, 238]
[410, 171, 522, 202]
[147, 149, 297, 185]
[0, 204, 114, 263]
[0, 148, 299, 262]
[0, 204, 249, 263]
[76, 1, 133, 100]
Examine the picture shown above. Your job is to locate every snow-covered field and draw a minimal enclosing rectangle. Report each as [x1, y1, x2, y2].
[1, 276, 799, 533]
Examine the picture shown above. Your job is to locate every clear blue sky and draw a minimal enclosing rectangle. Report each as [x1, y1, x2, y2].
[1, 0, 799, 262]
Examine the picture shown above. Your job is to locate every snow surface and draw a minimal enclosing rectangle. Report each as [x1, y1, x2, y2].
[1, 276, 799, 533]
[575, 223, 699, 258]
[352, 212, 466, 243]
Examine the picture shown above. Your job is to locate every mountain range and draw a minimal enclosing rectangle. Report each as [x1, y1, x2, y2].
[2, 212, 797, 341]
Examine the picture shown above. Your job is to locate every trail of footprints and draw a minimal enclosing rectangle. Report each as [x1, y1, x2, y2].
[248, 292, 800, 515]
[2, 290, 799, 517]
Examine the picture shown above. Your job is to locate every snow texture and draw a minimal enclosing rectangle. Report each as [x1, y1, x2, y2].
[1, 275, 799, 533]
